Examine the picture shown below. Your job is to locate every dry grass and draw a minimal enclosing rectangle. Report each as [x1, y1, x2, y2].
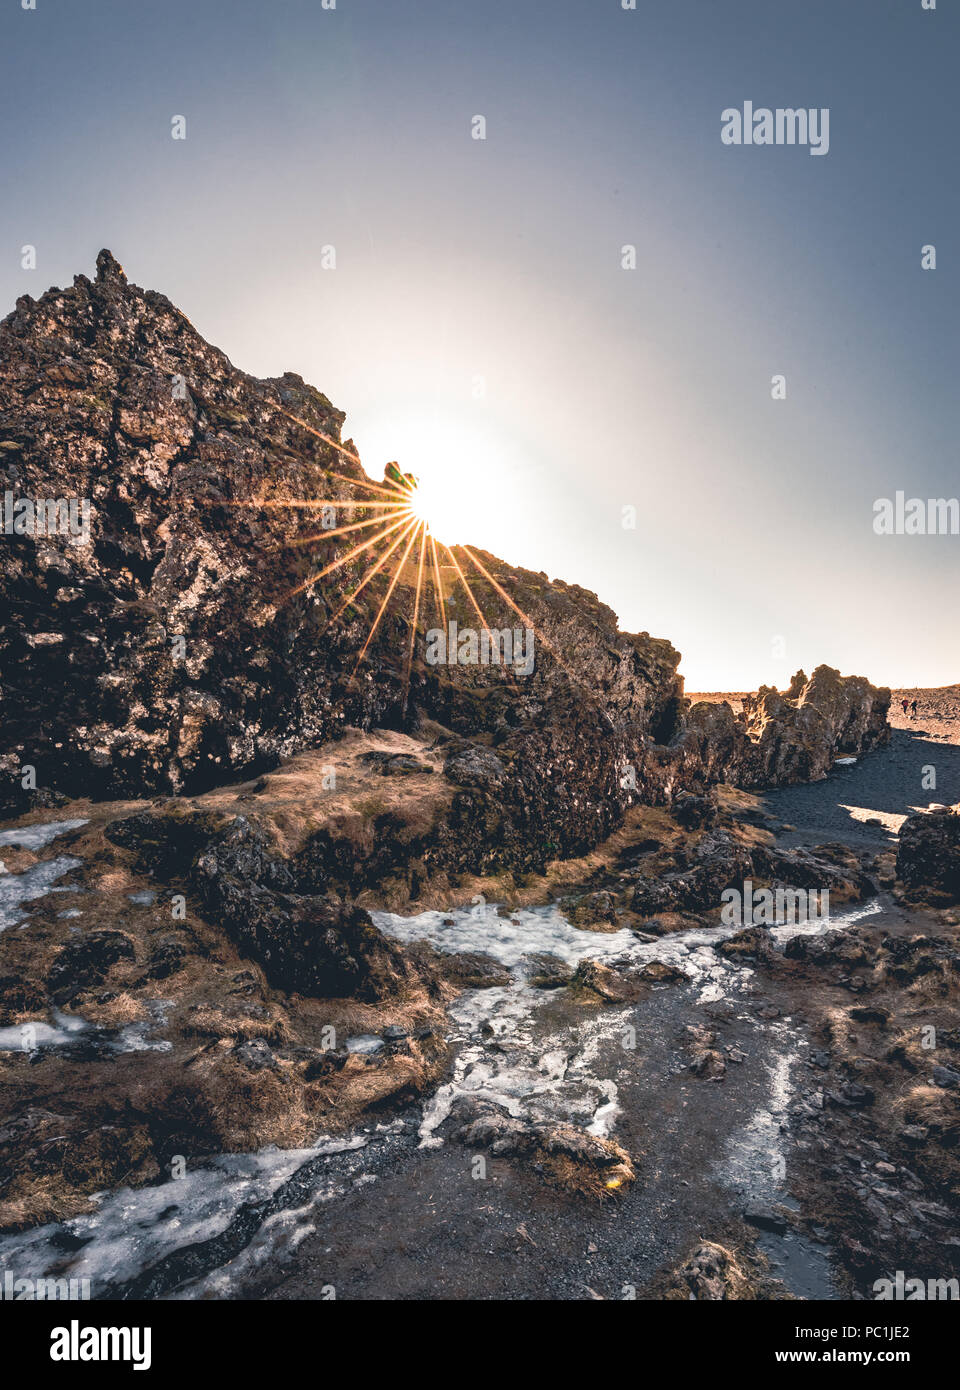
[189, 731, 453, 859]
[0, 796, 450, 1232]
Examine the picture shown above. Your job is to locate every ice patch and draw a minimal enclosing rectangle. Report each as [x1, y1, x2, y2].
[0, 1009, 88, 1051]
[0, 855, 82, 933]
[371, 902, 642, 968]
[346, 1034, 385, 1055]
[0, 1001, 173, 1055]
[374, 895, 870, 1156]
[720, 1022, 797, 1200]
[113, 1001, 174, 1054]
[768, 897, 882, 949]
[0, 1135, 368, 1300]
[0, 819, 88, 850]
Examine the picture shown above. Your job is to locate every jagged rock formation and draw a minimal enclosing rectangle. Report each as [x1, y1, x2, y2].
[1, 253, 890, 875]
[664, 666, 891, 794]
[106, 796, 432, 999]
[741, 666, 892, 781]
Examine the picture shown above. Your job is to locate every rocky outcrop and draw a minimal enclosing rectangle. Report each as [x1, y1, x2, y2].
[106, 805, 433, 1001]
[1, 254, 890, 875]
[741, 666, 891, 782]
[667, 666, 891, 793]
[897, 804, 960, 905]
[0, 252, 685, 860]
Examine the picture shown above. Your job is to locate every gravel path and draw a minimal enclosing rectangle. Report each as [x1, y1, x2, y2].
[761, 729, 960, 849]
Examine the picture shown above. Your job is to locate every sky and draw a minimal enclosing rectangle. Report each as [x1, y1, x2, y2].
[1, 0, 957, 691]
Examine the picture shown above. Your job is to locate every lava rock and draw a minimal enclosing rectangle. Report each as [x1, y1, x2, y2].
[897, 806, 960, 905]
[46, 931, 135, 1004]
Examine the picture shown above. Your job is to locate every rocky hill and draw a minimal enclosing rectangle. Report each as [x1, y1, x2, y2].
[0, 253, 904, 1236]
[0, 251, 891, 876]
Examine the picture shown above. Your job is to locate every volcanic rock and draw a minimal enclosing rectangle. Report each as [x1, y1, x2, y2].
[897, 804, 960, 905]
[46, 930, 135, 1005]
[1, 253, 891, 879]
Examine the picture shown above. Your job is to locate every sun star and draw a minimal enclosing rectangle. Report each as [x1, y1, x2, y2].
[240, 402, 595, 715]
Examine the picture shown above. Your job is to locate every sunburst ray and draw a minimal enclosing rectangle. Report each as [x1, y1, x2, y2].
[403, 522, 429, 712]
[325, 514, 422, 628]
[287, 512, 413, 599]
[348, 519, 424, 681]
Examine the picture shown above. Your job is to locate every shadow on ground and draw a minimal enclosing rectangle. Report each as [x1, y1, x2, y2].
[760, 731, 960, 850]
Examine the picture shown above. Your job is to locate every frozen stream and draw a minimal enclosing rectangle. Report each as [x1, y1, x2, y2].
[0, 824, 881, 1298]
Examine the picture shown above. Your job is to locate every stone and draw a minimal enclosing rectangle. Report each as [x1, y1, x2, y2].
[690, 1049, 726, 1080]
[897, 805, 960, 905]
[743, 1206, 788, 1235]
[637, 960, 689, 984]
[568, 960, 640, 1003]
[232, 1038, 278, 1071]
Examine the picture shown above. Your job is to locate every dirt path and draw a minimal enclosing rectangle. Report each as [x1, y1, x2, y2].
[760, 729, 960, 849]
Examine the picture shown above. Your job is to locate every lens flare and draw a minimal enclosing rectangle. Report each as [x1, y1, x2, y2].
[229, 401, 599, 717]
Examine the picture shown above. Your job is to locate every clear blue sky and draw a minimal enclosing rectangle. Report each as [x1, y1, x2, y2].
[1, 0, 957, 689]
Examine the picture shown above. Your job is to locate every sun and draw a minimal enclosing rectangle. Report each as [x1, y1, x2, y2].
[234, 397, 620, 727]
[383, 452, 484, 546]
[355, 410, 531, 553]
[246, 399, 573, 713]
[400, 471, 465, 541]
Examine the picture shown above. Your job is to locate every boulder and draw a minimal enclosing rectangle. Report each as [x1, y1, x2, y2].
[568, 960, 640, 1003]
[897, 805, 960, 905]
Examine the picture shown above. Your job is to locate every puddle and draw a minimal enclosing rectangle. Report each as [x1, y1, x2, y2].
[756, 1230, 837, 1299]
